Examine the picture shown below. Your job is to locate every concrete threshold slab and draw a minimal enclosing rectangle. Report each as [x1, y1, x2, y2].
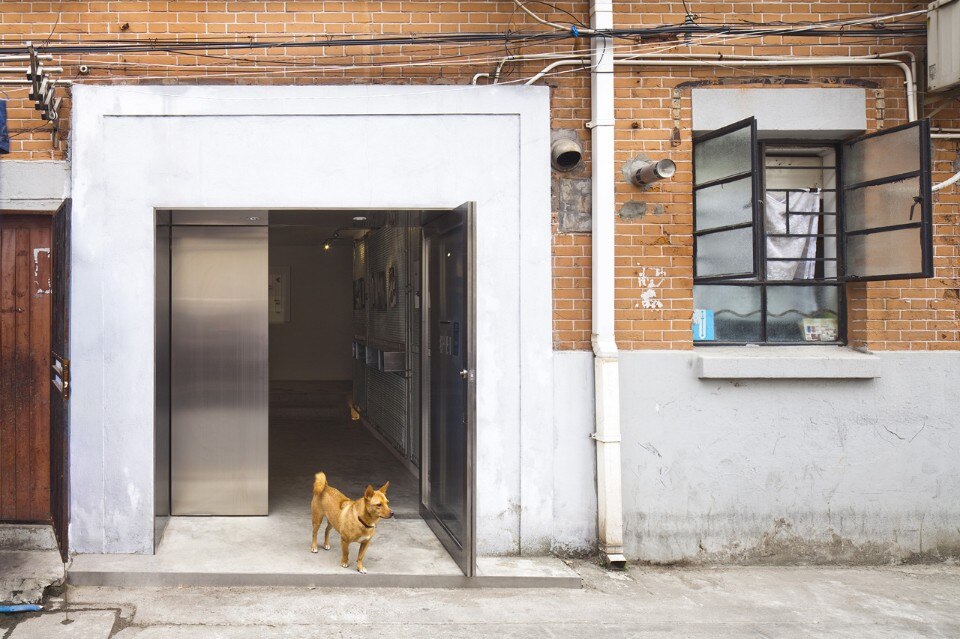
[66, 515, 579, 589]
[67, 556, 580, 589]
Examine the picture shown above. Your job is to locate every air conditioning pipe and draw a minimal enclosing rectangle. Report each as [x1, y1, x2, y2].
[512, 55, 917, 122]
[632, 159, 677, 186]
[551, 138, 584, 171]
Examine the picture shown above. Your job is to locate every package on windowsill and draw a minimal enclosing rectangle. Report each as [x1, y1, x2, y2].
[801, 317, 839, 342]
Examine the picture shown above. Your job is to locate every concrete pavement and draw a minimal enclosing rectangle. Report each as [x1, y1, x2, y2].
[2, 560, 959, 638]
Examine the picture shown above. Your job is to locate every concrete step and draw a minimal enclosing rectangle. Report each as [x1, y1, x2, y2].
[0, 524, 58, 552]
[67, 556, 581, 589]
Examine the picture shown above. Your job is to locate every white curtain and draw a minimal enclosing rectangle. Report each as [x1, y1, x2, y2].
[764, 190, 821, 280]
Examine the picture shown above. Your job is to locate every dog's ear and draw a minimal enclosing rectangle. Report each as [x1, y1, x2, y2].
[364, 485, 375, 499]
[379, 481, 390, 494]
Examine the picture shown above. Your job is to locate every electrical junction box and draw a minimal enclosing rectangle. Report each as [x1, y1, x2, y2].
[928, 0, 960, 92]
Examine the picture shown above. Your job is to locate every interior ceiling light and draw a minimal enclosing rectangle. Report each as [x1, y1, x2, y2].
[352, 216, 368, 222]
[322, 230, 341, 251]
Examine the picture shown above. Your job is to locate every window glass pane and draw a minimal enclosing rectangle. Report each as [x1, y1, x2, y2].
[694, 125, 751, 185]
[846, 228, 923, 278]
[764, 191, 824, 280]
[765, 155, 824, 190]
[695, 177, 752, 232]
[693, 285, 761, 342]
[696, 227, 754, 278]
[844, 125, 920, 185]
[767, 285, 840, 342]
[844, 177, 921, 232]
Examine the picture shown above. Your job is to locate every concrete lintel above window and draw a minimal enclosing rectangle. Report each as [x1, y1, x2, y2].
[695, 346, 881, 379]
[691, 88, 867, 140]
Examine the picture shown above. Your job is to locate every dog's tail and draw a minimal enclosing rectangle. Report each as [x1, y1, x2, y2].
[313, 472, 327, 496]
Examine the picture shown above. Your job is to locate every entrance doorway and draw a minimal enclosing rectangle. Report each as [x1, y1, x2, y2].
[153, 207, 475, 577]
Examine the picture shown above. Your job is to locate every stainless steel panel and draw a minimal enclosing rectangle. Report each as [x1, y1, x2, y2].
[154, 220, 171, 546]
[171, 226, 268, 516]
[171, 209, 269, 226]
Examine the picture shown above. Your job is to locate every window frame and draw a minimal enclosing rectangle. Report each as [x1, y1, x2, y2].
[838, 119, 934, 282]
[695, 139, 847, 346]
[693, 119, 934, 346]
[691, 116, 762, 283]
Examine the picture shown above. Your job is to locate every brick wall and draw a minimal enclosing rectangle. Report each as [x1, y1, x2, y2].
[2, 1, 957, 350]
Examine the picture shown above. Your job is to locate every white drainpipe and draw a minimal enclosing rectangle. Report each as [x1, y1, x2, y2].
[589, 0, 626, 568]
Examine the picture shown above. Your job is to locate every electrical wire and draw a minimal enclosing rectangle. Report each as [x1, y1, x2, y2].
[0, 8, 929, 59]
[40, 1, 64, 49]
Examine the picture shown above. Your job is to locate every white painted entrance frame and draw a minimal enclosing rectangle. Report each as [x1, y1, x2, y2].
[68, 85, 553, 556]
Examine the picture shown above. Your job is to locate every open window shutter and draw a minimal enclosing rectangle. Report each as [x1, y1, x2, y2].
[693, 117, 760, 281]
[840, 119, 933, 281]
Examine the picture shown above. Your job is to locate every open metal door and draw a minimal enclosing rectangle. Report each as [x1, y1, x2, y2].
[50, 199, 71, 561]
[420, 203, 476, 576]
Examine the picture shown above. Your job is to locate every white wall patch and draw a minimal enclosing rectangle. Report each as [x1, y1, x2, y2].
[637, 268, 665, 310]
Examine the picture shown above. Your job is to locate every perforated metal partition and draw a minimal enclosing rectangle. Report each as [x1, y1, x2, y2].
[352, 241, 368, 415]
[406, 226, 423, 466]
[353, 225, 414, 458]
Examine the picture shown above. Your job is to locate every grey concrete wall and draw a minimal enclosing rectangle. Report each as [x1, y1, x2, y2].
[0, 160, 70, 210]
[614, 350, 960, 563]
[269, 243, 353, 381]
[691, 88, 867, 138]
[552, 352, 598, 554]
[68, 85, 553, 555]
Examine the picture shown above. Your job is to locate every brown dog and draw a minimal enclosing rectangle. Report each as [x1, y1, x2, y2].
[310, 471, 393, 573]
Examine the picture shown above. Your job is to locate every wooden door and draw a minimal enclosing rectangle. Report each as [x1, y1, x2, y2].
[50, 200, 70, 559]
[0, 213, 53, 522]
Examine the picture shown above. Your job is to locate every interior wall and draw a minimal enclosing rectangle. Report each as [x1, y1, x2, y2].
[269, 241, 353, 381]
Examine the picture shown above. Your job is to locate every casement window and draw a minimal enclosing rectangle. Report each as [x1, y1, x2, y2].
[692, 117, 933, 345]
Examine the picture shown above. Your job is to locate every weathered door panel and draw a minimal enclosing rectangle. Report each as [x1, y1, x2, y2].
[0, 214, 53, 523]
[50, 200, 71, 559]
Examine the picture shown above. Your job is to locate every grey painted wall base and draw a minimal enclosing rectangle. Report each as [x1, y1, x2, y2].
[555, 350, 960, 564]
[0, 160, 70, 210]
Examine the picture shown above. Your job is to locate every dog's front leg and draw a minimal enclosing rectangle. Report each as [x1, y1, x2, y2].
[340, 539, 350, 569]
[356, 540, 371, 574]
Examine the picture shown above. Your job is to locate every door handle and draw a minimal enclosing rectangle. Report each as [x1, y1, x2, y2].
[459, 369, 469, 379]
[52, 352, 70, 400]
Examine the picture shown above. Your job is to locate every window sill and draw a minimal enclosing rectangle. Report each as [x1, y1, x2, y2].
[695, 345, 881, 380]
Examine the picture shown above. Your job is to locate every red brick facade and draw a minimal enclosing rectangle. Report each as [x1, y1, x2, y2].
[3, 2, 958, 350]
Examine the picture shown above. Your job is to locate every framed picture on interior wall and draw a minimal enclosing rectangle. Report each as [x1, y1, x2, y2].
[352, 278, 366, 310]
[387, 266, 398, 308]
[373, 270, 387, 310]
